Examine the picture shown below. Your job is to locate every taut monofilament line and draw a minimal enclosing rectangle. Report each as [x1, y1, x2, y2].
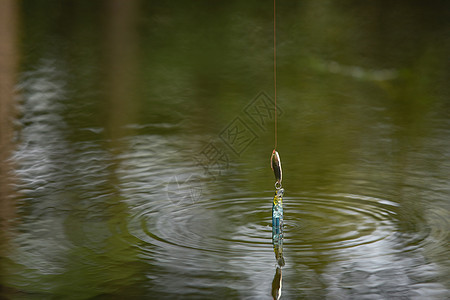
[273, 0, 277, 150]
[271, 0, 282, 190]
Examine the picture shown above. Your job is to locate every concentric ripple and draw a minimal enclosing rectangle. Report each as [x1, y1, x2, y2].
[284, 193, 401, 252]
[127, 191, 412, 259]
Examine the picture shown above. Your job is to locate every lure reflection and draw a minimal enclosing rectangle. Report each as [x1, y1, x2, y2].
[271, 266, 282, 300]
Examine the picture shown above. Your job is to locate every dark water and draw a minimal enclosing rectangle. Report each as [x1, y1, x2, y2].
[1, 1, 449, 299]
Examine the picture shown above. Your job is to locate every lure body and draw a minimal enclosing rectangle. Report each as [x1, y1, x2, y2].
[272, 188, 284, 267]
[270, 150, 282, 188]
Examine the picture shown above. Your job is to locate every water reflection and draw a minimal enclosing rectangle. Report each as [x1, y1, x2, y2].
[104, 0, 139, 140]
[0, 3, 19, 297]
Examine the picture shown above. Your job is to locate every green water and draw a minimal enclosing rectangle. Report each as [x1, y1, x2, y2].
[1, 1, 449, 299]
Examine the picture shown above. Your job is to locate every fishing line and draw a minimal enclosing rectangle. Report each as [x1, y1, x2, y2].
[274, 0, 277, 150]
[271, 0, 282, 190]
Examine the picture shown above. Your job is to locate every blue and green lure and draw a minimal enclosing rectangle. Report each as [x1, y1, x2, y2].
[270, 150, 284, 267]
[272, 187, 284, 267]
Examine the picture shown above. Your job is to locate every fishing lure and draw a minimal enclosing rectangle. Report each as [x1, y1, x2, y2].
[272, 188, 284, 267]
[270, 150, 282, 189]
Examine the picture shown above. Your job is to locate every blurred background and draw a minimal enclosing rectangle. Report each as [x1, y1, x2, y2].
[1, 0, 449, 299]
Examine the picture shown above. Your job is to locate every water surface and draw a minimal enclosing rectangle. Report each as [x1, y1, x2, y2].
[1, 1, 449, 299]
